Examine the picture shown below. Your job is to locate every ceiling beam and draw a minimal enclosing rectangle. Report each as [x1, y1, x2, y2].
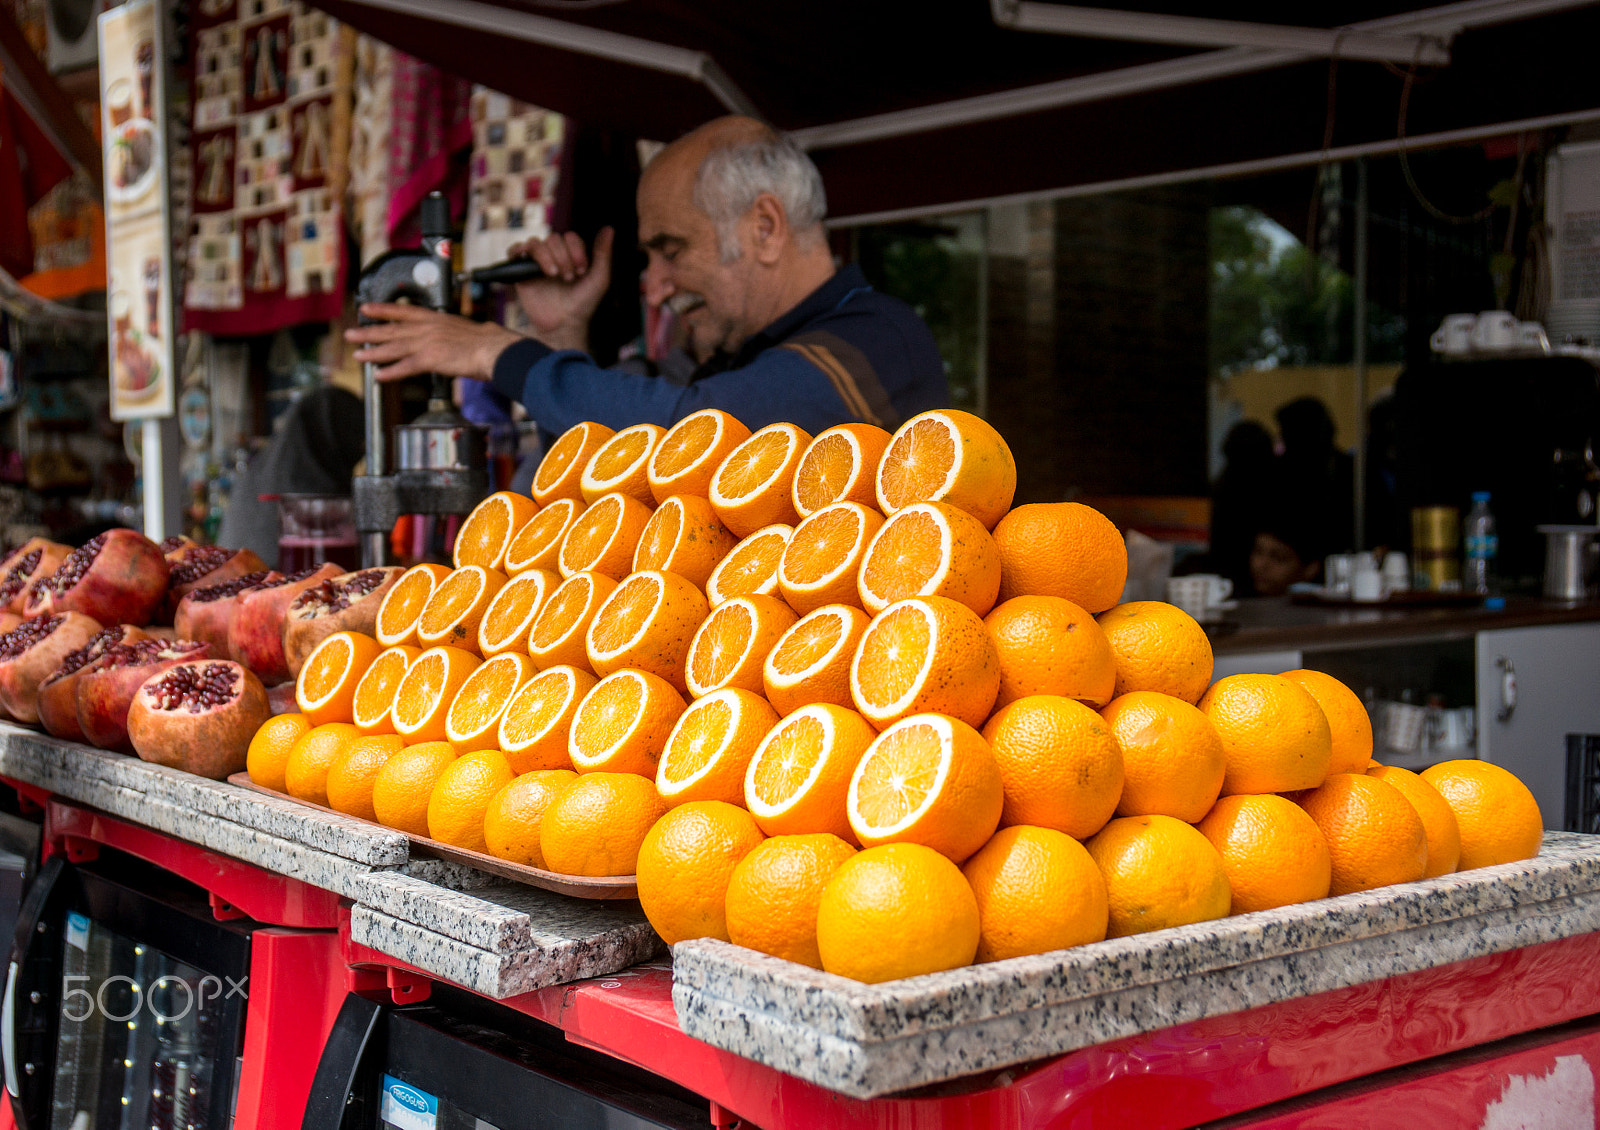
[0, 6, 102, 192]
[990, 1, 1451, 65]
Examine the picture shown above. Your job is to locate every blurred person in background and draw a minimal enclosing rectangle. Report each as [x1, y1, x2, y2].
[1208, 420, 1276, 595]
[1276, 396, 1355, 557]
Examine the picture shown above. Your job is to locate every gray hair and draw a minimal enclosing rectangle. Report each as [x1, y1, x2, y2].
[692, 132, 827, 262]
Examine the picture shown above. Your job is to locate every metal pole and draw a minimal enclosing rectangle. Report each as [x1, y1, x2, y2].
[1353, 157, 1369, 551]
[362, 361, 388, 567]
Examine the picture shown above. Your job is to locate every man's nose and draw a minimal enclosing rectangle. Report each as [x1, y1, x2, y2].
[643, 260, 674, 307]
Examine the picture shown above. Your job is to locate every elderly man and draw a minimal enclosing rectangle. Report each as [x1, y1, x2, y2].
[346, 116, 948, 434]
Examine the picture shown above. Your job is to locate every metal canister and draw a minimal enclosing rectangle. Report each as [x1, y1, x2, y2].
[1411, 506, 1461, 592]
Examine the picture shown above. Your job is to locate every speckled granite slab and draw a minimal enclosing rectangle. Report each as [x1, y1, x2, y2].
[350, 902, 663, 998]
[674, 832, 1600, 1099]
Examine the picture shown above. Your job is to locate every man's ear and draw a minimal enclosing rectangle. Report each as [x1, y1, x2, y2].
[748, 193, 788, 265]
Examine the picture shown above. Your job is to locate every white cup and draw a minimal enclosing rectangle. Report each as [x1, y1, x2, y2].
[1471, 310, 1518, 352]
[1438, 707, 1475, 750]
[1431, 313, 1476, 355]
[1167, 574, 1232, 621]
[1352, 568, 1384, 602]
[1383, 702, 1426, 752]
[1324, 554, 1354, 593]
[1382, 552, 1410, 593]
[1517, 321, 1550, 352]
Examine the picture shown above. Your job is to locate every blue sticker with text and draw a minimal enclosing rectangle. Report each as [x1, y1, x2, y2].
[379, 1074, 437, 1130]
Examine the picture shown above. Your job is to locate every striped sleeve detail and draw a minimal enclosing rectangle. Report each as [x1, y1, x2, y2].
[779, 332, 898, 428]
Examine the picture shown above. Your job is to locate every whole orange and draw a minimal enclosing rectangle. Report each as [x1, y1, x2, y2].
[371, 741, 458, 836]
[1198, 674, 1333, 795]
[246, 713, 312, 793]
[1196, 794, 1332, 913]
[483, 769, 578, 868]
[1100, 691, 1225, 822]
[815, 843, 980, 983]
[1085, 815, 1231, 938]
[1281, 669, 1372, 776]
[1095, 601, 1214, 705]
[636, 801, 765, 945]
[284, 722, 362, 807]
[1420, 760, 1542, 871]
[539, 772, 668, 877]
[1296, 773, 1427, 895]
[427, 750, 515, 852]
[981, 695, 1123, 839]
[983, 596, 1116, 709]
[724, 832, 857, 968]
[325, 733, 406, 821]
[991, 503, 1127, 613]
[1367, 764, 1460, 877]
[961, 825, 1108, 962]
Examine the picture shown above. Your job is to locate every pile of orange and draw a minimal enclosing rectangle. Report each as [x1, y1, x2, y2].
[244, 408, 1547, 986]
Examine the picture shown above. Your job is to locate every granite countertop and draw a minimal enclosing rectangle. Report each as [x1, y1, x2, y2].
[1209, 595, 1600, 654]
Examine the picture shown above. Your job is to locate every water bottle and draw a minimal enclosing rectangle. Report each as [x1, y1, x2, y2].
[1464, 491, 1498, 596]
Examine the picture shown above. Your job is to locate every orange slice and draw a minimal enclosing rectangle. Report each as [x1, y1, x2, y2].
[505, 497, 584, 575]
[528, 571, 617, 672]
[792, 423, 892, 518]
[848, 596, 1001, 731]
[647, 408, 752, 504]
[477, 569, 560, 658]
[657, 688, 779, 806]
[568, 668, 687, 776]
[375, 563, 452, 649]
[390, 645, 482, 743]
[632, 494, 738, 589]
[685, 594, 798, 699]
[579, 422, 664, 507]
[846, 713, 1005, 862]
[454, 491, 539, 571]
[296, 631, 384, 726]
[557, 492, 653, 580]
[444, 651, 535, 753]
[533, 421, 614, 506]
[875, 409, 1017, 531]
[777, 501, 884, 615]
[351, 644, 421, 735]
[744, 702, 876, 841]
[584, 570, 709, 693]
[705, 523, 792, 607]
[498, 664, 597, 772]
[763, 604, 871, 716]
[415, 564, 508, 655]
[856, 501, 1002, 617]
[709, 422, 811, 538]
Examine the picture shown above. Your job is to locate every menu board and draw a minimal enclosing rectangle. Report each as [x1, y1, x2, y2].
[98, 0, 175, 421]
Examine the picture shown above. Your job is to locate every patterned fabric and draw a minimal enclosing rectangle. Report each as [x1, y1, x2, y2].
[344, 31, 391, 268]
[384, 50, 472, 250]
[462, 90, 564, 272]
[184, 0, 347, 334]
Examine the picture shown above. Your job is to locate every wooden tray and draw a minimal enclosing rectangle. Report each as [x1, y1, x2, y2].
[227, 773, 638, 900]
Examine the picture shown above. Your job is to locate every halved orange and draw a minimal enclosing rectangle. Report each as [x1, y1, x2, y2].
[777, 501, 884, 615]
[875, 409, 1017, 531]
[848, 596, 1001, 731]
[857, 501, 1002, 617]
[296, 631, 384, 726]
[351, 644, 421, 735]
[568, 668, 687, 776]
[505, 497, 584, 575]
[846, 712, 1005, 863]
[658, 688, 778, 806]
[685, 594, 797, 699]
[744, 702, 876, 841]
[632, 495, 737, 589]
[498, 664, 597, 772]
[557, 492, 653, 580]
[533, 421, 614, 506]
[454, 491, 539, 571]
[444, 651, 535, 752]
[390, 645, 482, 743]
[709, 422, 811, 538]
[647, 408, 752, 504]
[763, 604, 871, 716]
[792, 423, 892, 518]
[415, 564, 508, 655]
[580, 423, 664, 507]
[527, 571, 617, 672]
[584, 570, 709, 693]
[375, 563, 452, 648]
[705, 524, 792, 607]
[477, 569, 560, 658]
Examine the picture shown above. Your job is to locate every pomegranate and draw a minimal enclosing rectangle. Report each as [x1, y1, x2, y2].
[0, 539, 72, 614]
[25, 529, 170, 626]
[76, 638, 210, 751]
[0, 612, 104, 723]
[163, 545, 269, 619]
[128, 660, 269, 779]
[173, 571, 279, 660]
[282, 567, 401, 679]
[227, 563, 344, 685]
[265, 681, 298, 716]
[159, 535, 195, 555]
[37, 625, 150, 741]
[0, 613, 21, 636]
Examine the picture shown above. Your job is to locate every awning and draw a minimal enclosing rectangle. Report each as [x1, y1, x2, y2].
[311, 0, 1600, 221]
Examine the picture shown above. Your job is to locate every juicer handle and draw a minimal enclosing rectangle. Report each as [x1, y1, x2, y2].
[5, 854, 71, 1129]
[302, 992, 386, 1130]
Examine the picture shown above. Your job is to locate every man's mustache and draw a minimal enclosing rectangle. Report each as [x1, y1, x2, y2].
[665, 292, 706, 316]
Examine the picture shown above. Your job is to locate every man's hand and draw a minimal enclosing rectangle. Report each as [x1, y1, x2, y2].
[506, 227, 614, 352]
[345, 305, 521, 382]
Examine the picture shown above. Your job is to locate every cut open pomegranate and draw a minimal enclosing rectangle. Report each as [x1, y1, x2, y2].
[227, 562, 343, 685]
[76, 638, 210, 751]
[128, 660, 269, 779]
[173, 570, 279, 660]
[0, 612, 104, 724]
[37, 624, 151, 741]
[25, 529, 169, 626]
[282, 567, 401, 678]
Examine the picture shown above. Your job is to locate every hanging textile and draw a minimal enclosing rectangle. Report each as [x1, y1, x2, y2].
[0, 80, 72, 279]
[461, 90, 564, 272]
[184, 0, 348, 335]
[383, 49, 472, 251]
